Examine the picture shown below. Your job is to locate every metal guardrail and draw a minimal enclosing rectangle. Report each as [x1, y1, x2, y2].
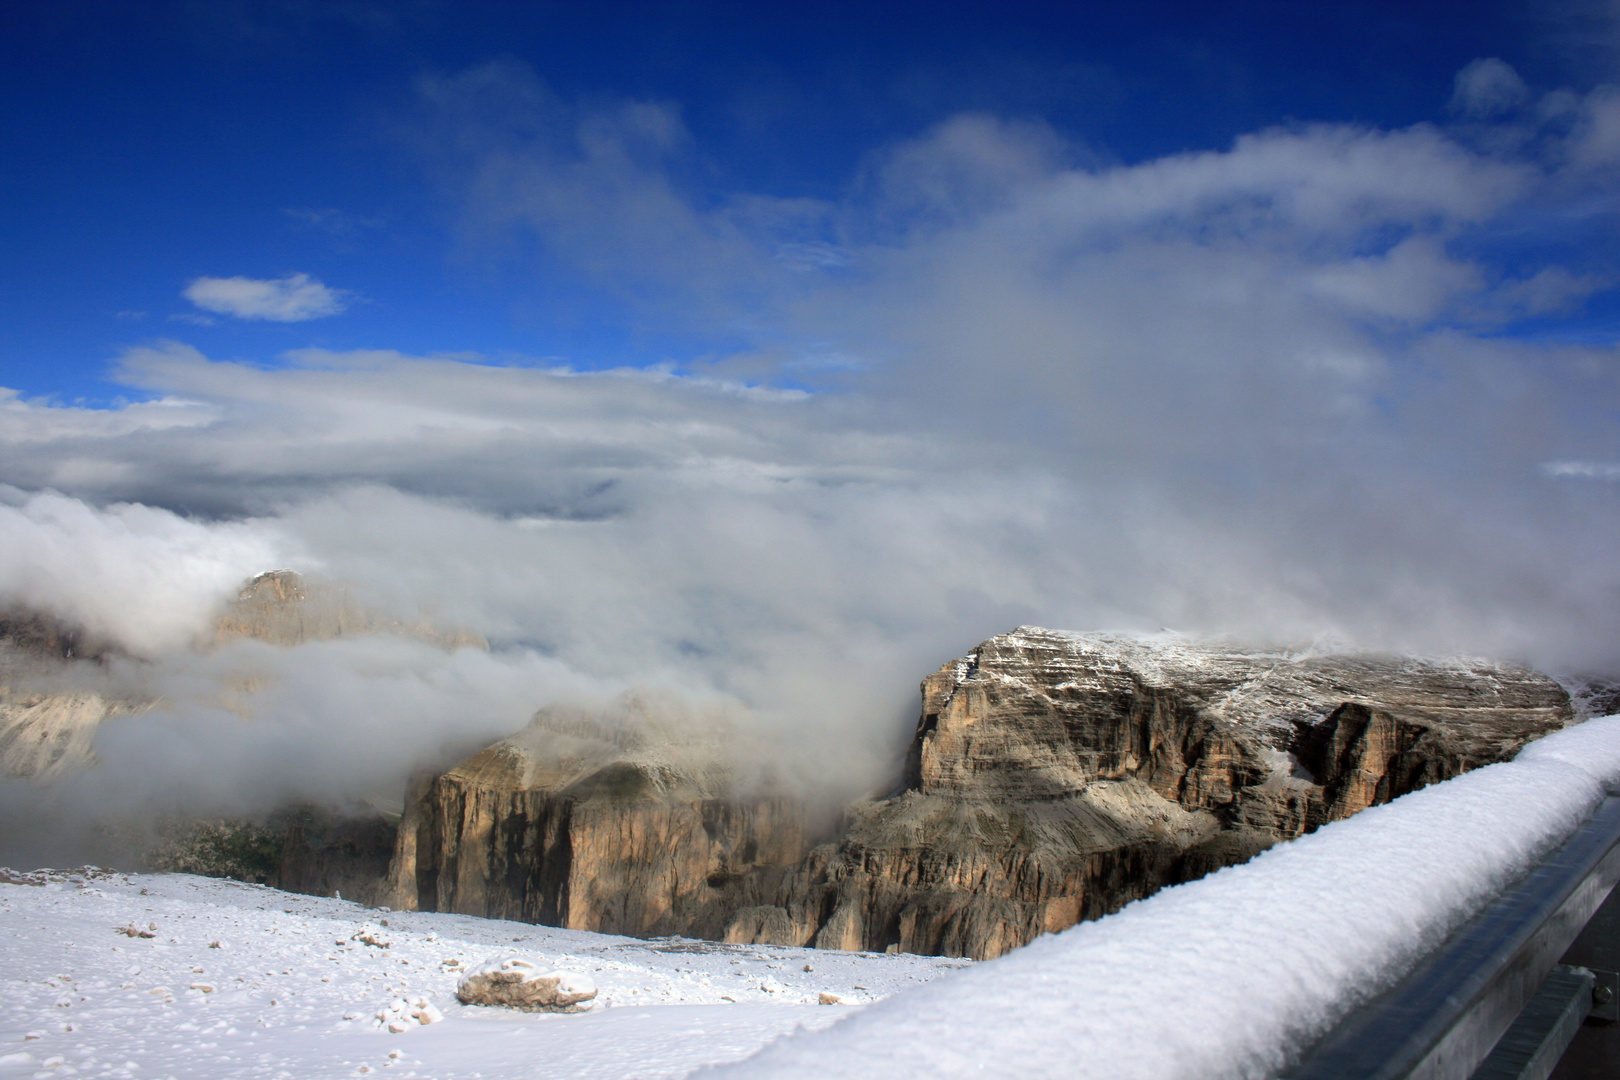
[1282, 795, 1620, 1080]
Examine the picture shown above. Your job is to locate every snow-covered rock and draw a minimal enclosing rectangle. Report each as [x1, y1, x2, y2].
[374, 994, 443, 1032]
[455, 954, 598, 1013]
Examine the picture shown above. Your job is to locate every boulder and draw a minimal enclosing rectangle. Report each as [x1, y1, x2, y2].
[455, 955, 597, 1012]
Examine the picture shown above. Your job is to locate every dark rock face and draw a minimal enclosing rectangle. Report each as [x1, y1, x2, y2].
[0, 610, 108, 663]
[388, 628, 1574, 960]
[273, 809, 400, 906]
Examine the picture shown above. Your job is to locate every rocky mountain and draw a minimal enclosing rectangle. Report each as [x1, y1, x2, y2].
[2, 603, 1582, 960]
[0, 570, 485, 782]
[0, 610, 136, 780]
[215, 570, 486, 651]
[385, 696, 825, 933]
[380, 627, 1574, 960]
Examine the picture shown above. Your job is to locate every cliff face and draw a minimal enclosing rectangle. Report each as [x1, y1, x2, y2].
[215, 570, 487, 651]
[386, 700, 832, 937]
[0, 610, 132, 780]
[390, 628, 1575, 960]
[765, 630, 1571, 958]
[1, 570, 486, 783]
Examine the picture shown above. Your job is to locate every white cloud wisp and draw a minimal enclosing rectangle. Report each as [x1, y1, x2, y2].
[182, 273, 351, 321]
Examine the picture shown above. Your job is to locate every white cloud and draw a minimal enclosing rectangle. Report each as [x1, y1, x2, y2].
[0, 384, 215, 444]
[1309, 236, 1484, 323]
[0, 491, 286, 655]
[182, 273, 351, 321]
[1493, 266, 1608, 317]
[1543, 460, 1620, 480]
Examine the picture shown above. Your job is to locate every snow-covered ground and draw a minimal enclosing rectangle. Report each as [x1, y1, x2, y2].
[0, 871, 967, 1080]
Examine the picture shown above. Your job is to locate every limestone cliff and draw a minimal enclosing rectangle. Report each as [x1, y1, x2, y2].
[390, 628, 1574, 960]
[215, 570, 487, 651]
[386, 697, 830, 935]
[769, 629, 1572, 958]
[0, 610, 136, 779]
[1, 570, 486, 783]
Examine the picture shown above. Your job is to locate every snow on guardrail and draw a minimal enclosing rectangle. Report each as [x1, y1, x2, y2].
[695, 716, 1620, 1080]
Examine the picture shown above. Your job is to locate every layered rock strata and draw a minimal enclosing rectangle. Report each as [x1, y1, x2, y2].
[388, 628, 1575, 960]
[216, 570, 486, 651]
[387, 698, 830, 936]
[0, 611, 135, 779]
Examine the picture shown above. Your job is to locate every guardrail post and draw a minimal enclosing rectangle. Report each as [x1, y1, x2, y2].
[1549, 882, 1620, 1078]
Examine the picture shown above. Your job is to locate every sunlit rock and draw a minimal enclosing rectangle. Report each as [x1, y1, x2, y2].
[391, 627, 1576, 960]
[455, 955, 596, 1013]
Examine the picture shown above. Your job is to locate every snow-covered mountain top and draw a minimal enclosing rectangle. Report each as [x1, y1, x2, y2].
[0, 869, 967, 1080]
[955, 625, 1572, 735]
[1001, 624, 1541, 683]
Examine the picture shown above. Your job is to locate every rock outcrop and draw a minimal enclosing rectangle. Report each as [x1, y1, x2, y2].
[386, 696, 831, 935]
[388, 628, 1575, 960]
[0, 610, 136, 779]
[216, 570, 486, 651]
[776, 629, 1572, 958]
[455, 956, 597, 1013]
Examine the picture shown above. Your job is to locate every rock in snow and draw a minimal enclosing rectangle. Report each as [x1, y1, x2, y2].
[455, 954, 598, 1012]
[375, 994, 444, 1032]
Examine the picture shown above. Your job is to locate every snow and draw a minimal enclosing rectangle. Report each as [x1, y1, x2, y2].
[695, 716, 1620, 1080]
[6, 718, 1619, 1080]
[0, 869, 967, 1079]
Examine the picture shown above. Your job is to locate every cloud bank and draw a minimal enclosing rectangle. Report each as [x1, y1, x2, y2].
[182, 273, 351, 321]
[3, 58, 1619, 846]
[0, 490, 285, 656]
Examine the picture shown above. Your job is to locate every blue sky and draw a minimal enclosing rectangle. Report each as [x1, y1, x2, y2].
[4, 1, 1616, 402]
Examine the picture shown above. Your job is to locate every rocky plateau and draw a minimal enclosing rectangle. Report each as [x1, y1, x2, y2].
[381, 627, 1577, 960]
